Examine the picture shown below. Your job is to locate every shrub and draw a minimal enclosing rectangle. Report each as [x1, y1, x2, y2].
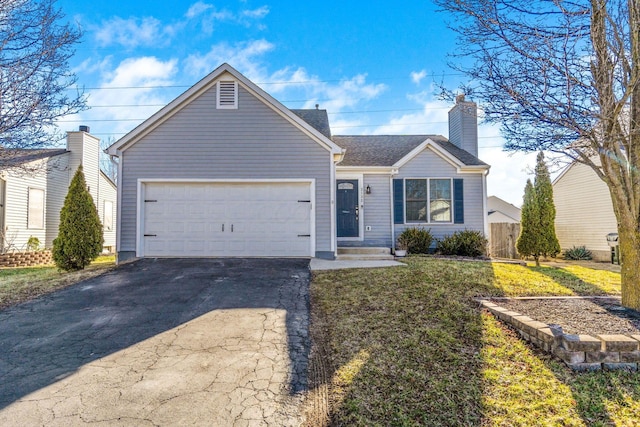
[396, 227, 433, 254]
[53, 166, 104, 271]
[563, 246, 593, 260]
[436, 230, 488, 257]
[27, 236, 40, 252]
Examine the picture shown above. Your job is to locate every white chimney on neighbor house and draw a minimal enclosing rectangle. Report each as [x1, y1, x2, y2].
[448, 94, 478, 157]
[66, 125, 100, 203]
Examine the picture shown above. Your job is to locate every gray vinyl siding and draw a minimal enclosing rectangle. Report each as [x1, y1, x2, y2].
[553, 161, 617, 261]
[44, 155, 71, 248]
[394, 148, 485, 242]
[67, 132, 100, 203]
[3, 160, 50, 250]
[362, 174, 392, 246]
[119, 84, 332, 254]
[448, 102, 478, 157]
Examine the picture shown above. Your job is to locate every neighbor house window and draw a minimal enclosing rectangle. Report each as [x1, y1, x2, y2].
[405, 178, 452, 223]
[104, 200, 113, 231]
[28, 188, 44, 229]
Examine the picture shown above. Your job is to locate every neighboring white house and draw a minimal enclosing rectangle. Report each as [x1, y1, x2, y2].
[107, 63, 490, 263]
[0, 127, 117, 253]
[553, 160, 617, 261]
[488, 195, 521, 224]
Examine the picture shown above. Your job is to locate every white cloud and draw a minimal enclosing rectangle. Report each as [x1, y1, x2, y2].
[185, 1, 213, 18]
[93, 3, 268, 49]
[475, 121, 537, 206]
[410, 70, 427, 85]
[94, 17, 173, 49]
[75, 57, 179, 138]
[184, 2, 268, 34]
[372, 96, 450, 135]
[313, 75, 386, 112]
[482, 146, 537, 207]
[242, 6, 270, 19]
[184, 39, 275, 79]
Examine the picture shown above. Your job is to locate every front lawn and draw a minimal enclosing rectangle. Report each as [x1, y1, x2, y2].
[0, 255, 115, 309]
[310, 257, 640, 426]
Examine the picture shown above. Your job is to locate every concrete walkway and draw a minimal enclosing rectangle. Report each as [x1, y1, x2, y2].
[310, 258, 406, 271]
[0, 258, 310, 426]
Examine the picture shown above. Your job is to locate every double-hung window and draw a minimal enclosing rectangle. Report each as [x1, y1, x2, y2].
[104, 201, 113, 231]
[405, 178, 452, 223]
[28, 188, 45, 229]
[429, 179, 452, 222]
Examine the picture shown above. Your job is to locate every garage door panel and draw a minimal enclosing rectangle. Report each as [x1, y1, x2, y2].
[142, 182, 312, 257]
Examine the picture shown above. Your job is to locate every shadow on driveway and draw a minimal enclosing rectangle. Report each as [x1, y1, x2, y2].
[0, 258, 310, 411]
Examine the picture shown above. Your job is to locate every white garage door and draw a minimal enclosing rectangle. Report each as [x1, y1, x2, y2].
[142, 182, 312, 257]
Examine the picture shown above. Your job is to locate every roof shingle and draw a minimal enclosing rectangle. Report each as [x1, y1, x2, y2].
[0, 148, 68, 168]
[290, 109, 332, 138]
[331, 135, 488, 167]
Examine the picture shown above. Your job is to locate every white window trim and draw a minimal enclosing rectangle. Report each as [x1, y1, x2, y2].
[403, 177, 454, 225]
[216, 80, 238, 109]
[27, 187, 45, 229]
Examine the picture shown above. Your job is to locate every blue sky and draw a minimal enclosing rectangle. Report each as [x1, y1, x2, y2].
[55, 0, 537, 206]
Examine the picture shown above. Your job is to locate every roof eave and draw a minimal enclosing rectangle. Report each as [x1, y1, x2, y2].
[336, 165, 398, 174]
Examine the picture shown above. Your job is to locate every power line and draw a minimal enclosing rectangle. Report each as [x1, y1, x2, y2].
[69, 72, 466, 91]
[85, 104, 442, 114]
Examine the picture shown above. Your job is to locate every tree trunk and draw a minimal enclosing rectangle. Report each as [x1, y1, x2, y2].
[618, 222, 640, 310]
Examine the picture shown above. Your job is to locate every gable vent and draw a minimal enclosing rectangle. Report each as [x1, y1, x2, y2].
[217, 80, 238, 109]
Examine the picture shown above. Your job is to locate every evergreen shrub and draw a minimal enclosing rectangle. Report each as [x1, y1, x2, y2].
[53, 166, 104, 271]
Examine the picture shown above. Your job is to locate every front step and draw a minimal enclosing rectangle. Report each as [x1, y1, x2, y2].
[337, 247, 395, 260]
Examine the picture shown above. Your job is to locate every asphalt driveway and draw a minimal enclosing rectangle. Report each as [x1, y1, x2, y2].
[0, 258, 311, 426]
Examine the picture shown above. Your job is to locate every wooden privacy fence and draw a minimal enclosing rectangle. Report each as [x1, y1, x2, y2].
[489, 223, 520, 259]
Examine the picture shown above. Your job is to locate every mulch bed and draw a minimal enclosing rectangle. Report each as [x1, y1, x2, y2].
[491, 297, 640, 336]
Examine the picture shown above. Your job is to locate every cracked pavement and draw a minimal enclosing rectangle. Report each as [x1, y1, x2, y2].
[0, 258, 310, 426]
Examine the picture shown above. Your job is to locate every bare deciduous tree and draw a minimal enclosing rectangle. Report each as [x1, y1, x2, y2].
[435, 0, 640, 309]
[100, 137, 118, 185]
[0, 0, 85, 168]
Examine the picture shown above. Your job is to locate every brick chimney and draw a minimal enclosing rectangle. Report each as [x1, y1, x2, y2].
[448, 94, 478, 157]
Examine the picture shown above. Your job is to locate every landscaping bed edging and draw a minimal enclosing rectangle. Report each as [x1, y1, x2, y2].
[478, 299, 640, 371]
[0, 251, 53, 267]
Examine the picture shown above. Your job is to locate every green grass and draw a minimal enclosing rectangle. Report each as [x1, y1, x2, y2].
[310, 257, 638, 426]
[490, 262, 621, 296]
[0, 254, 115, 309]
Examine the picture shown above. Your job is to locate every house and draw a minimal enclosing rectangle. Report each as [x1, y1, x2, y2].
[487, 195, 521, 224]
[553, 160, 617, 261]
[106, 63, 489, 262]
[0, 128, 117, 253]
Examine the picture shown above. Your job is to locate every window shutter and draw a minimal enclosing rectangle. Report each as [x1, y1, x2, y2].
[453, 178, 464, 224]
[217, 81, 237, 109]
[393, 179, 404, 224]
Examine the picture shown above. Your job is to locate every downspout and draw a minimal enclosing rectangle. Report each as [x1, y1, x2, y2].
[482, 169, 489, 238]
[115, 150, 123, 262]
[389, 168, 399, 250]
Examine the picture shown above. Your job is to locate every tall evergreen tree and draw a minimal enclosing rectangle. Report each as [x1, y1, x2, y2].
[53, 166, 103, 271]
[534, 152, 561, 259]
[516, 153, 560, 266]
[516, 179, 541, 265]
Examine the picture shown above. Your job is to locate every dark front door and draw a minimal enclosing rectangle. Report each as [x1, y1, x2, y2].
[337, 180, 359, 238]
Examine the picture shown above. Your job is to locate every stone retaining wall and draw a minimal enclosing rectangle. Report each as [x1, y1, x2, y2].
[0, 251, 53, 268]
[479, 299, 640, 371]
